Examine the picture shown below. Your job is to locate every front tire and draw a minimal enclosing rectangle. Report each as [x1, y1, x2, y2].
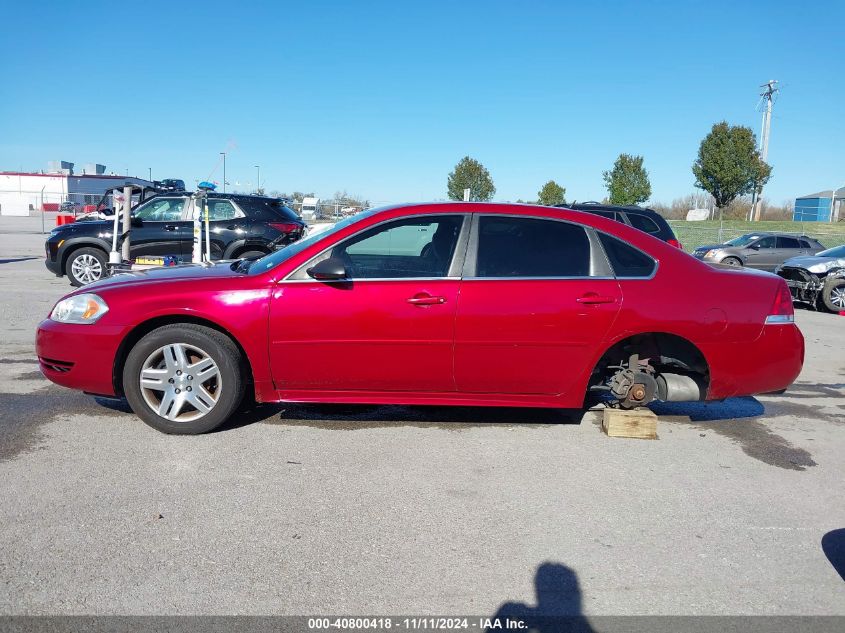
[721, 256, 742, 267]
[122, 324, 244, 434]
[66, 247, 107, 286]
[822, 277, 845, 313]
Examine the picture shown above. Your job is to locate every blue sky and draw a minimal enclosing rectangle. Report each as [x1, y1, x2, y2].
[1, 0, 842, 204]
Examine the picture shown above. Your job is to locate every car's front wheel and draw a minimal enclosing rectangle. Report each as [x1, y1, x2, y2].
[721, 256, 743, 267]
[822, 277, 845, 313]
[66, 247, 107, 286]
[122, 324, 245, 434]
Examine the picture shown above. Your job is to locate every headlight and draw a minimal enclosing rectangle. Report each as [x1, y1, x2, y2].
[702, 249, 717, 258]
[50, 293, 109, 324]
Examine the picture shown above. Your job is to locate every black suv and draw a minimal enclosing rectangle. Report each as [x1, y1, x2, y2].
[46, 193, 306, 286]
[556, 202, 682, 248]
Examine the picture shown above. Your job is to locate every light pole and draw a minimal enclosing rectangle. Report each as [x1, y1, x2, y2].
[255, 165, 260, 193]
[220, 152, 227, 193]
[148, 167, 152, 182]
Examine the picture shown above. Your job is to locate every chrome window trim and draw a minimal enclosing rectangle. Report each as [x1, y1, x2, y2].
[464, 213, 608, 280]
[461, 276, 617, 282]
[279, 276, 462, 284]
[282, 213, 471, 282]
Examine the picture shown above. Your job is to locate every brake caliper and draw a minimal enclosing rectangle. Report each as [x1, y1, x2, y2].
[608, 354, 658, 409]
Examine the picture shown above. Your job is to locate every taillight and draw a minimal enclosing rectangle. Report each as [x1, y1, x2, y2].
[765, 281, 795, 324]
[269, 222, 300, 234]
[667, 238, 683, 249]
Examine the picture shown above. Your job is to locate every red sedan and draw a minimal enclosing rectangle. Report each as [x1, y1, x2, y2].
[37, 203, 804, 434]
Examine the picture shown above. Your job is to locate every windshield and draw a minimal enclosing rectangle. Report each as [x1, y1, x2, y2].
[247, 209, 378, 275]
[818, 245, 845, 258]
[725, 234, 762, 247]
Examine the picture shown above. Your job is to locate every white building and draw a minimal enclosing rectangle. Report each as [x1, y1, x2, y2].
[0, 162, 153, 216]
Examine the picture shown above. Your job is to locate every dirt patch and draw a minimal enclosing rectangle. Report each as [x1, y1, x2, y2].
[0, 385, 132, 463]
[652, 397, 817, 471]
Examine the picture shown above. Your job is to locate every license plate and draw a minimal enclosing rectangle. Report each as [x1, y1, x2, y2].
[135, 257, 165, 266]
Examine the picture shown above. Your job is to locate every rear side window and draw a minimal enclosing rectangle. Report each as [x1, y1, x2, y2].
[598, 233, 656, 278]
[475, 216, 590, 278]
[627, 213, 661, 234]
[777, 236, 801, 249]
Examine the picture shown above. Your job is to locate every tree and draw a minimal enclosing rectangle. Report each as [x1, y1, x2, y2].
[692, 121, 771, 209]
[537, 180, 566, 206]
[602, 154, 651, 205]
[447, 156, 495, 202]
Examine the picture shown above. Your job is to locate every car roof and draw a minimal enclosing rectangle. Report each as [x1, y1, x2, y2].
[559, 202, 665, 217]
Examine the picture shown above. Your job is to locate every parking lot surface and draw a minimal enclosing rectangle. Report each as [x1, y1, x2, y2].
[1, 217, 844, 616]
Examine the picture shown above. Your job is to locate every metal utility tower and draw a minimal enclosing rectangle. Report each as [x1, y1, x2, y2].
[751, 80, 778, 220]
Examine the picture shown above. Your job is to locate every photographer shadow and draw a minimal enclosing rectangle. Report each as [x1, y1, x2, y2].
[487, 562, 594, 633]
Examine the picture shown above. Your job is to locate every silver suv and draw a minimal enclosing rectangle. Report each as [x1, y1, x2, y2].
[692, 232, 825, 271]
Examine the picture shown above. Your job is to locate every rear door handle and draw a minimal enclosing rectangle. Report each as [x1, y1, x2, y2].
[407, 293, 446, 306]
[577, 294, 617, 305]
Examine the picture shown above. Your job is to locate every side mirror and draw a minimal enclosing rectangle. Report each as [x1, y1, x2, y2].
[307, 257, 348, 281]
[748, 243, 760, 250]
[130, 216, 143, 227]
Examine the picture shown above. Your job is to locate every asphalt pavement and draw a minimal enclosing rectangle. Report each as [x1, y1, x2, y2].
[1, 216, 844, 616]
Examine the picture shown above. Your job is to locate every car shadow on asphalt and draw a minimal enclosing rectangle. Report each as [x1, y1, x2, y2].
[0, 256, 38, 265]
[822, 529, 845, 583]
[219, 401, 589, 432]
[486, 561, 594, 632]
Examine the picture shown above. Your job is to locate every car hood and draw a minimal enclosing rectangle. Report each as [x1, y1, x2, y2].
[780, 255, 845, 271]
[81, 261, 243, 292]
[694, 243, 732, 251]
[781, 255, 842, 267]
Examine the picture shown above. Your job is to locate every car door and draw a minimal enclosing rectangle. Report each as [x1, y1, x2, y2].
[268, 214, 469, 392]
[203, 198, 246, 259]
[129, 196, 190, 260]
[775, 236, 804, 267]
[743, 235, 778, 270]
[453, 215, 622, 395]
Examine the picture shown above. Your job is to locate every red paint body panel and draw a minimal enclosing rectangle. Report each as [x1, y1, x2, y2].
[35, 202, 805, 412]
[270, 280, 459, 391]
[453, 278, 622, 395]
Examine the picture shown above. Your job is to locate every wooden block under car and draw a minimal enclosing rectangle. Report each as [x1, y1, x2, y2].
[602, 408, 658, 440]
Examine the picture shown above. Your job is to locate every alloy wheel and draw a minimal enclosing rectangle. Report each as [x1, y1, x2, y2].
[831, 285, 845, 310]
[139, 343, 222, 422]
[70, 254, 103, 284]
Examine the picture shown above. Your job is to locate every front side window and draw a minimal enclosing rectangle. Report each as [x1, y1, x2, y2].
[329, 215, 463, 279]
[598, 232, 656, 278]
[753, 236, 777, 249]
[133, 198, 185, 222]
[475, 216, 591, 278]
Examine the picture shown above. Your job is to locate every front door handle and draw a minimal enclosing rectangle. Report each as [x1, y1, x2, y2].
[407, 293, 446, 306]
[164, 224, 179, 231]
[577, 293, 617, 305]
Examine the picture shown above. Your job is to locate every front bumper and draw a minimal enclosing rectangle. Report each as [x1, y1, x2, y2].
[36, 319, 129, 396]
[777, 267, 822, 303]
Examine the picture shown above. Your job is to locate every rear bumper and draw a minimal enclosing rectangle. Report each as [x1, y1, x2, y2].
[706, 323, 804, 399]
[36, 319, 128, 396]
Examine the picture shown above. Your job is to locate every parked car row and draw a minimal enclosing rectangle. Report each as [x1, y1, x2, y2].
[37, 202, 803, 435]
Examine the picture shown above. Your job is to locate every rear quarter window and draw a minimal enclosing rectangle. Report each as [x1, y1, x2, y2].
[598, 233, 656, 278]
[626, 213, 662, 235]
[238, 197, 300, 221]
